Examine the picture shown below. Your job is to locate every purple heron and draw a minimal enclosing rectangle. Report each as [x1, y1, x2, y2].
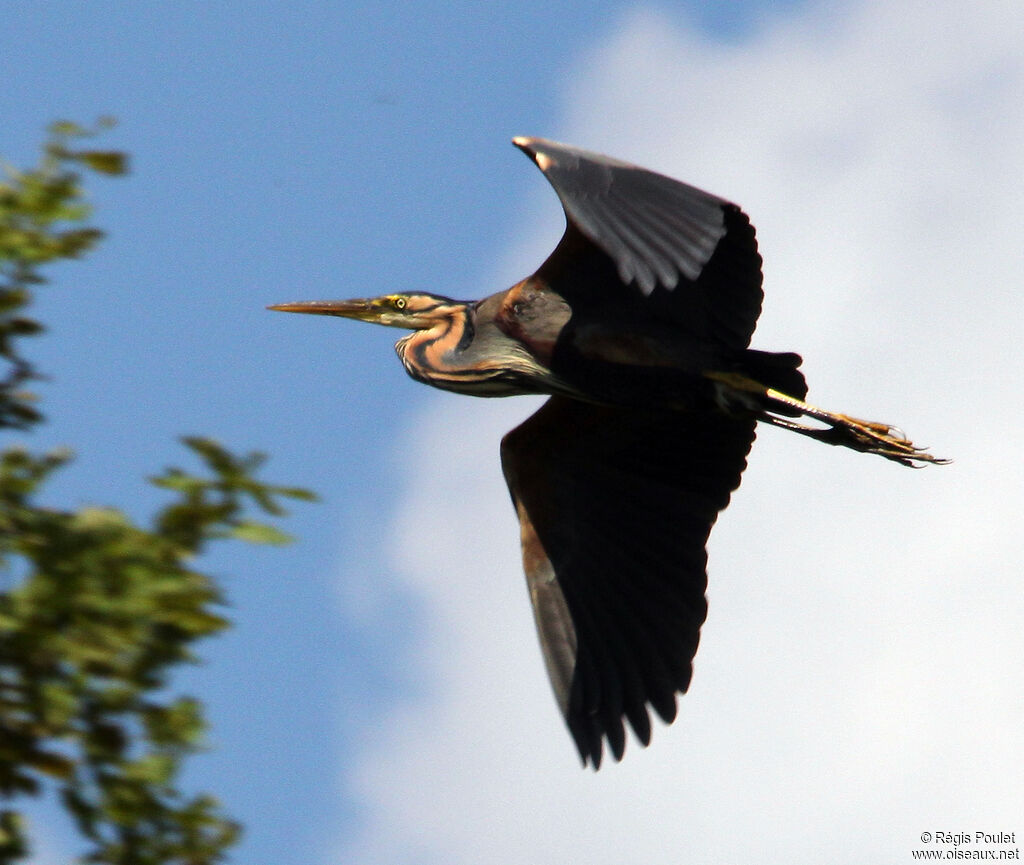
[270, 137, 945, 768]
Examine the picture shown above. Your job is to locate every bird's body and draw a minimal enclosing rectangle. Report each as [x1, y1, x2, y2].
[390, 283, 804, 412]
[271, 137, 945, 768]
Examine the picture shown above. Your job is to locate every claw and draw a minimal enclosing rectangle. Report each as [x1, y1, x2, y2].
[759, 388, 949, 466]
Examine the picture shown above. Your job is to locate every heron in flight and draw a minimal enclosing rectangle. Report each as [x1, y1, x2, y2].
[270, 137, 945, 768]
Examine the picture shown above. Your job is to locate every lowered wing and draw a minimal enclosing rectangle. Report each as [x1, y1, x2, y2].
[500, 396, 756, 767]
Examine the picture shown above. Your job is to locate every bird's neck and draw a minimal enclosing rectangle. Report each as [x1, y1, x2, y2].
[394, 306, 544, 397]
[395, 307, 474, 387]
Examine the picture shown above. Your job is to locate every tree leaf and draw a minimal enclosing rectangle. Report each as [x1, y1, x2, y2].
[76, 151, 129, 176]
[228, 520, 293, 545]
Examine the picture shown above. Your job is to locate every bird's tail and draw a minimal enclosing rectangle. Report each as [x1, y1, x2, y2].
[705, 368, 948, 467]
[737, 349, 807, 404]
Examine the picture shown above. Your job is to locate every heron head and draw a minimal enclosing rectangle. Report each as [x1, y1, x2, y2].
[268, 293, 462, 329]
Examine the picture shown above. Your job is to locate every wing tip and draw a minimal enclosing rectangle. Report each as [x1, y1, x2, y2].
[512, 135, 556, 171]
[511, 135, 536, 160]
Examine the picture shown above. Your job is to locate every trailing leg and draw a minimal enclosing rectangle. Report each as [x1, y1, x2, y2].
[706, 371, 948, 467]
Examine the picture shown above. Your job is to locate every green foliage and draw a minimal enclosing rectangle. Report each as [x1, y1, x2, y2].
[0, 123, 315, 863]
[0, 117, 127, 430]
[0, 439, 309, 863]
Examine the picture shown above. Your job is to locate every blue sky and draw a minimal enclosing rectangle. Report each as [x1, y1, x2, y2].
[5, 2, 1023, 863]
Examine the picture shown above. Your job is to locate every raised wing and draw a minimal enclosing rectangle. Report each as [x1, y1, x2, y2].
[500, 396, 756, 767]
[513, 136, 764, 350]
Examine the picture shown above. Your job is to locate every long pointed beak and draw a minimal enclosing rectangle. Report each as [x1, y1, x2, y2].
[267, 299, 381, 322]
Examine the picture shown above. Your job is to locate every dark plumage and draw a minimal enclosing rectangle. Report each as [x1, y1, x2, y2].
[270, 137, 946, 768]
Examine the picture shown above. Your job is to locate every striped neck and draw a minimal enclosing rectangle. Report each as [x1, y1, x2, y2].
[394, 303, 545, 396]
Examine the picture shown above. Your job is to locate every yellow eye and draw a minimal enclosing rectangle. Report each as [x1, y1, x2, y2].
[393, 296, 407, 310]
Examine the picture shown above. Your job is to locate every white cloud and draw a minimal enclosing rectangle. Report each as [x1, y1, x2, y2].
[341, 1, 1024, 862]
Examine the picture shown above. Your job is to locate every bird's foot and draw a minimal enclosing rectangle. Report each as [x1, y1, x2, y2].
[761, 389, 949, 467]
